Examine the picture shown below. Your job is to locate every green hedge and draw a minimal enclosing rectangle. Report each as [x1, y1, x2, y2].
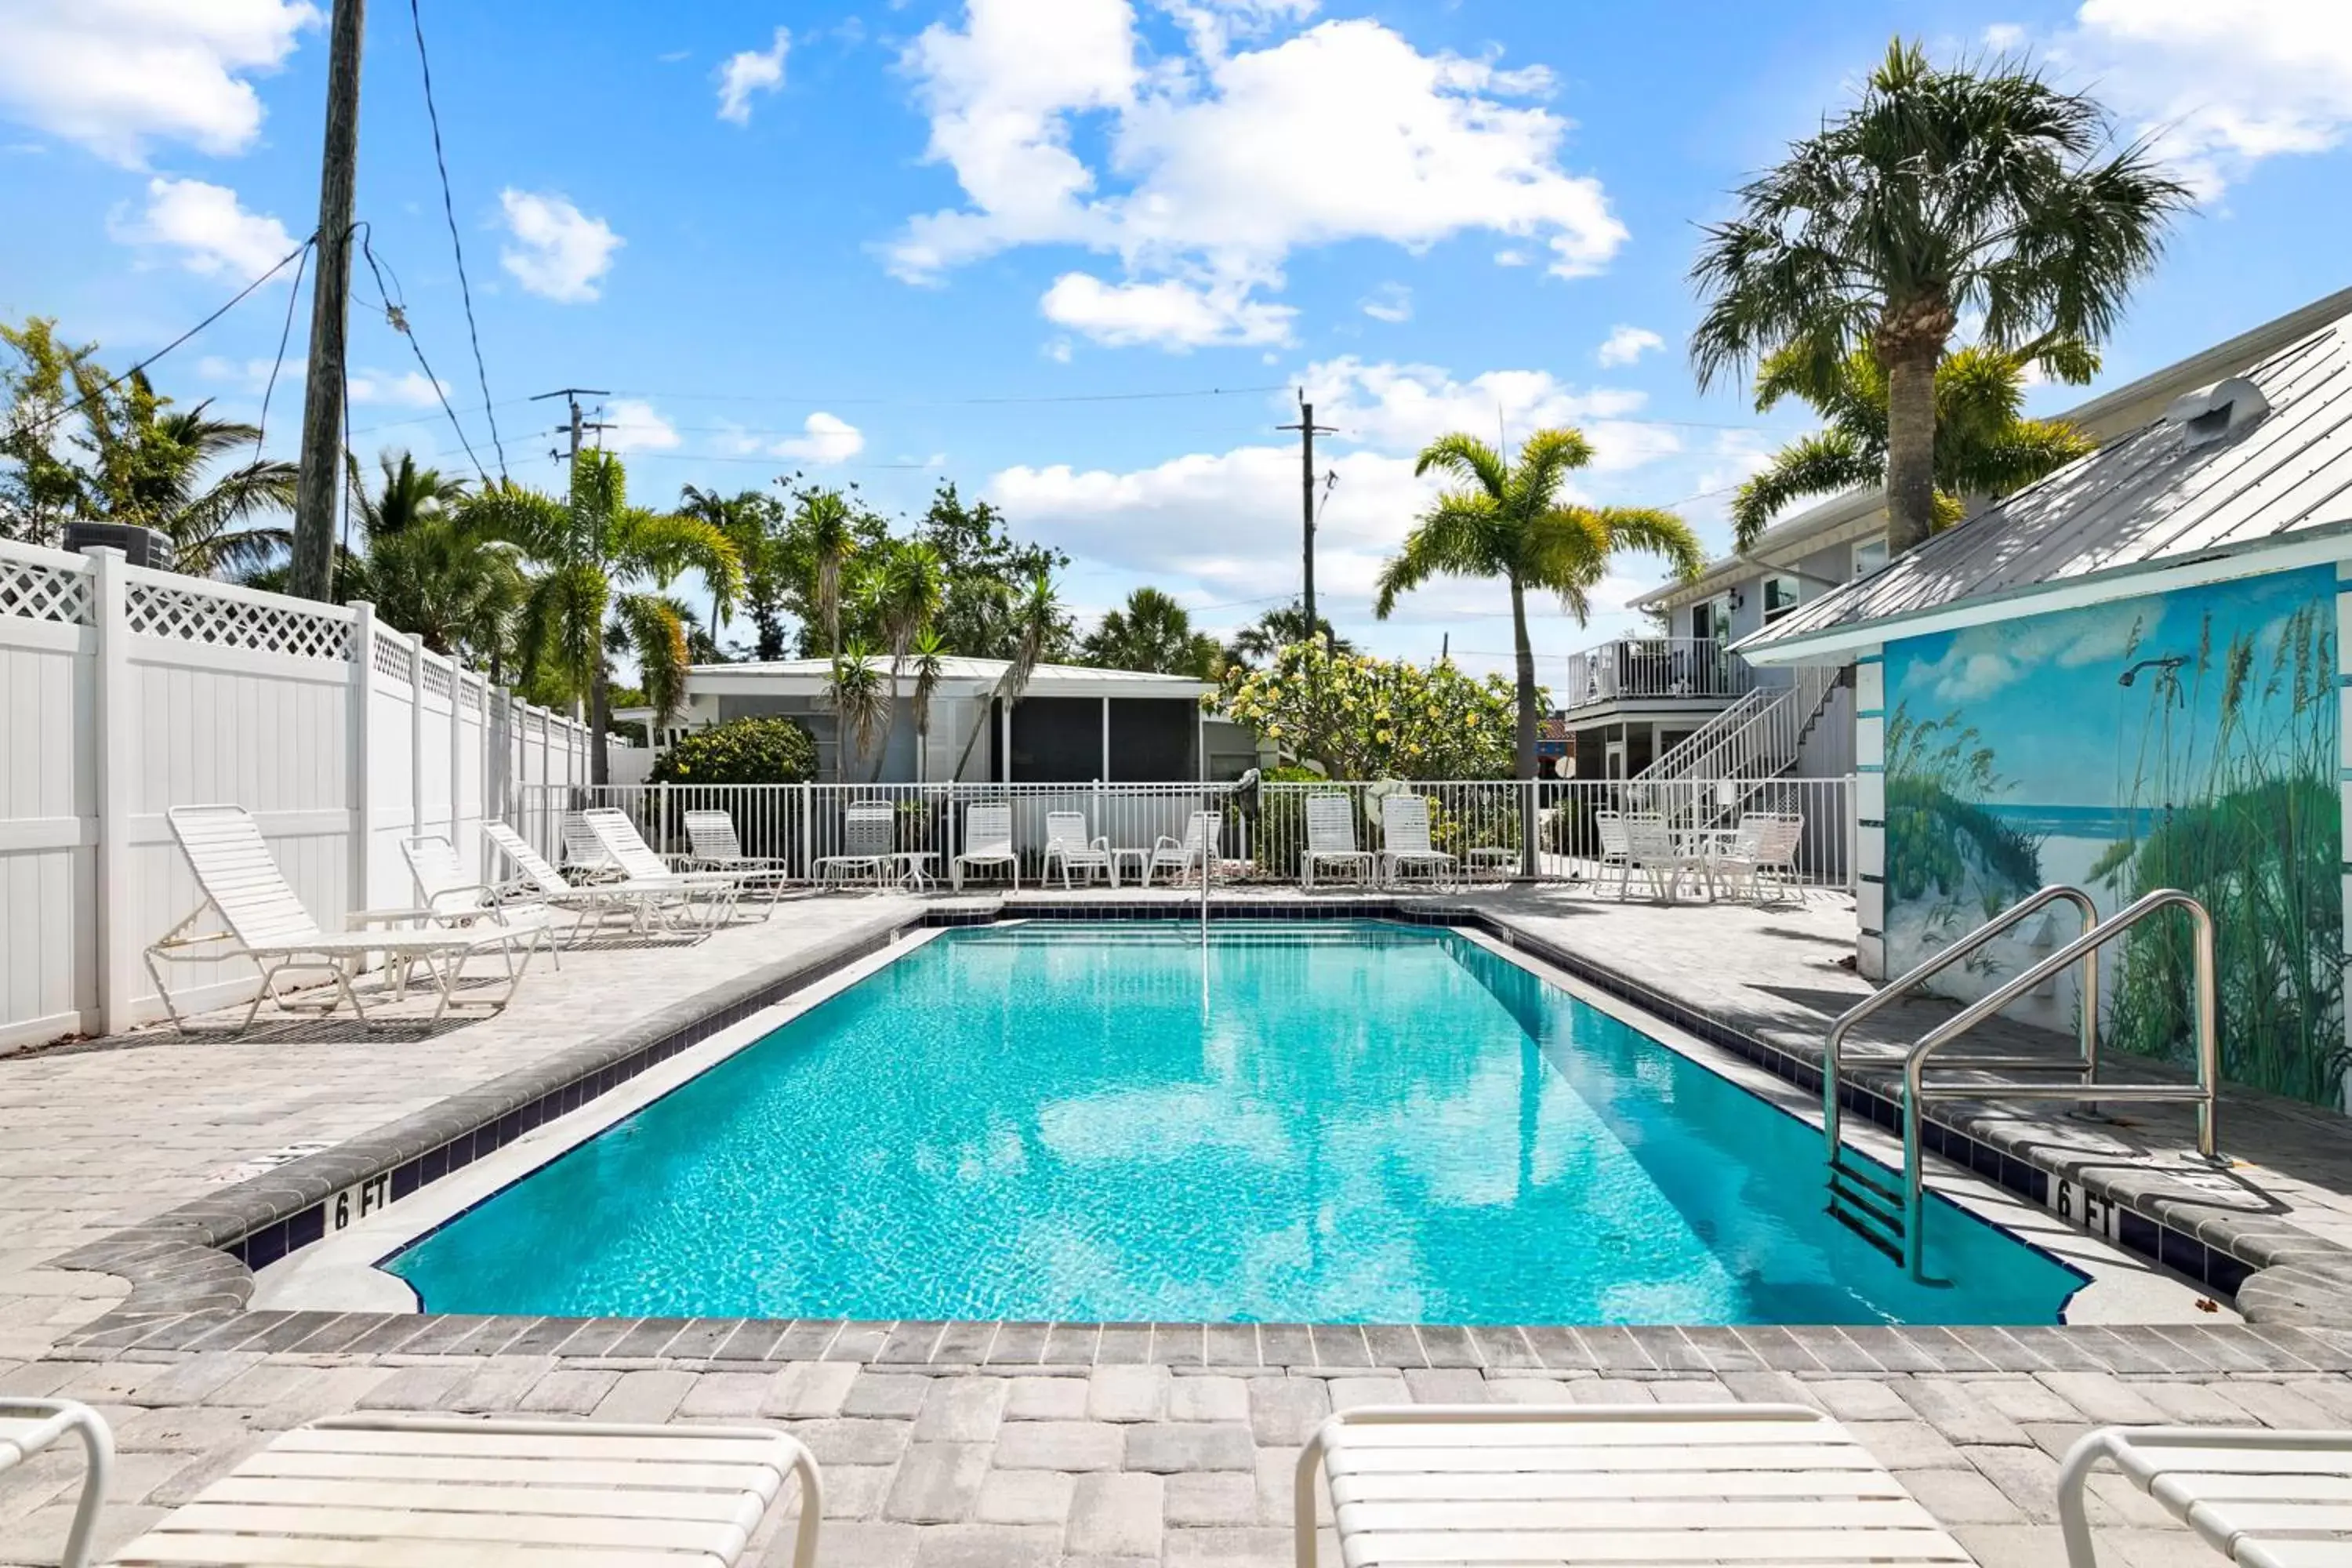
[650, 717, 818, 786]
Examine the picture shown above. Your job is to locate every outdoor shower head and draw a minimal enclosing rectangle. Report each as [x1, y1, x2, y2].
[2118, 655, 2189, 688]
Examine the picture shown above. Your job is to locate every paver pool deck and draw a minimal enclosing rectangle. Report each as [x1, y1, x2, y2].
[5, 884, 2352, 1566]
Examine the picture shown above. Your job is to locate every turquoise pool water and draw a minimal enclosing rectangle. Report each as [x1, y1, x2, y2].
[387, 921, 2085, 1324]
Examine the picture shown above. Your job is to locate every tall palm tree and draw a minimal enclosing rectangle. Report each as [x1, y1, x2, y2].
[907, 627, 949, 781]
[332, 451, 528, 666]
[465, 451, 742, 782]
[1730, 342, 2099, 550]
[83, 372, 297, 576]
[1375, 429, 1703, 779]
[862, 538, 947, 780]
[953, 572, 1061, 782]
[823, 639, 890, 778]
[1690, 39, 2187, 557]
[677, 484, 777, 650]
[793, 488, 858, 657]
[1225, 601, 1350, 669]
[1083, 586, 1221, 677]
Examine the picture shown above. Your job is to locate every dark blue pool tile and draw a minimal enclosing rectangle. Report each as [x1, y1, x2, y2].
[878, 1321, 946, 1363]
[2158, 1225, 2211, 1283]
[1150, 1323, 1205, 1366]
[1258, 1323, 1315, 1367]
[1310, 1323, 1372, 1368]
[389, 1160, 422, 1202]
[1203, 1323, 1261, 1368]
[1043, 1322, 1104, 1364]
[2203, 1250, 2252, 1299]
[2116, 1207, 2161, 1260]
[827, 1321, 895, 1362]
[985, 1322, 1051, 1365]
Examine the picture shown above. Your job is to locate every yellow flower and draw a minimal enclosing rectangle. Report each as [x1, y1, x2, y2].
[1464, 712, 1480, 726]
[1375, 729, 1392, 744]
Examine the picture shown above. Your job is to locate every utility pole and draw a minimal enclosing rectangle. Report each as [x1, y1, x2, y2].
[531, 388, 611, 778]
[1278, 393, 1337, 644]
[288, 0, 366, 601]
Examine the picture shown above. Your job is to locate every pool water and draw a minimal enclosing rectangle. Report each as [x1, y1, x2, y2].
[388, 921, 2085, 1324]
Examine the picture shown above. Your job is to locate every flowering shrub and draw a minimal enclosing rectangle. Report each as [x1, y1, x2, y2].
[1211, 641, 1529, 779]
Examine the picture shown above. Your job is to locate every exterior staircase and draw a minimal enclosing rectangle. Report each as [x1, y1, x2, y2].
[1631, 661, 1842, 825]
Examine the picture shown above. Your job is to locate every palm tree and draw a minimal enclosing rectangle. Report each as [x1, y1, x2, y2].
[677, 484, 778, 650]
[1690, 39, 2187, 557]
[907, 626, 949, 780]
[84, 373, 297, 576]
[862, 538, 947, 780]
[1729, 342, 2100, 550]
[332, 451, 529, 666]
[823, 639, 890, 777]
[1225, 601, 1350, 669]
[465, 451, 742, 782]
[1083, 586, 1221, 677]
[793, 488, 858, 657]
[952, 572, 1062, 782]
[1375, 430, 1704, 779]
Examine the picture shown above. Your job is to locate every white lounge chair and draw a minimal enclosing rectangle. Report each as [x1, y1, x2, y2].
[1042, 811, 1114, 888]
[483, 821, 710, 935]
[1594, 808, 1635, 896]
[147, 804, 538, 1031]
[1, 1399, 111, 1568]
[1298, 1403, 1971, 1568]
[1375, 793, 1457, 889]
[1301, 794, 1374, 888]
[401, 834, 564, 965]
[558, 811, 619, 881]
[1624, 811, 1703, 902]
[680, 809, 788, 917]
[953, 803, 1020, 890]
[581, 808, 745, 924]
[1145, 811, 1218, 886]
[2058, 1425, 2352, 1567]
[1715, 811, 1806, 902]
[110, 1414, 822, 1568]
[814, 802, 896, 890]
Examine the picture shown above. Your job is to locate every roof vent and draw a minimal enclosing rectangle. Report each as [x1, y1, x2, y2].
[2162, 376, 2270, 447]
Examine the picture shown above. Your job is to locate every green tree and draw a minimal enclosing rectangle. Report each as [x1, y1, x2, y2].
[1730, 341, 2099, 550]
[789, 486, 862, 657]
[1374, 429, 1702, 779]
[1225, 601, 1351, 670]
[916, 481, 1075, 661]
[324, 451, 527, 667]
[824, 640, 890, 775]
[1083, 586, 1221, 677]
[677, 484, 783, 654]
[465, 451, 742, 782]
[649, 715, 818, 786]
[907, 627, 949, 775]
[0, 318, 95, 542]
[1215, 641, 1521, 779]
[1690, 39, 2187, 557]
[860, 537, 948, 780]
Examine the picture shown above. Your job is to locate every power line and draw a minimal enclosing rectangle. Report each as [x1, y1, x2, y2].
[405, 0, 505, 477]
[251, 241, 312, 460]
[356, 228, 488, 482]
[605, 383, 1291, 408]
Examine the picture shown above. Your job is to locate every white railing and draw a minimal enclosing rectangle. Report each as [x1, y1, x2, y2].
[1561, 637, 1752, 712]
[1636, 662, 1841, 812]
[512, 777, 1858, 892]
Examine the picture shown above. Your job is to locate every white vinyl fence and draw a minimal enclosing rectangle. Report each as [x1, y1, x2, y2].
[0, 538, 604, 1047]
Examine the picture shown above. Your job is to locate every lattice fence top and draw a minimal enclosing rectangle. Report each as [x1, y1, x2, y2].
[125, 579, 352, 661]
[0, 554, 93, 626]
[372, 633, 413, 680]
[460, 678, 485, 714]
[420, 656, 455, 699]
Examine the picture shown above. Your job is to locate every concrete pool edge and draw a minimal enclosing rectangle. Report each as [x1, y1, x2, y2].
[43, 897, 2352, 1357]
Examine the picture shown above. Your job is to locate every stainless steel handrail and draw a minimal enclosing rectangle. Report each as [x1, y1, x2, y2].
[1895, 887, 2219, 1277]
[1822, 884, 2100, 1160]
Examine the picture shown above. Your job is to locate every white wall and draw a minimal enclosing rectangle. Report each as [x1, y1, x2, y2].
[0, 539, 595, 1049]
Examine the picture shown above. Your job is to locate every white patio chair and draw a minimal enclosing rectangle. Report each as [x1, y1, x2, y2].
[581, 808, 744, 925]
[558, 811, 620, 882]
[1301, 794, 1374, 888]
[1042, 810, 1114, 888]
[1624, 811, 1702, 902]
[400, 834, 564, 967]
[1715, 811, 1806, 902]
[682, 809, 789, 916]
[147, 805, 538, 1031]
[1145, 811, 1218, 886]
[1375, 793, 1457, 889]
[1298, 1403, 1971, 1568]
[0, 1399, 111, 1568]
[2058, 1424, 2352, 1567]
[1594, 808, 1635, 898]
[484, 821, 711, 936]
[814, 802, 897, 890]
[110, 1414, 822, 1568]
[953, 803, 1020, 890]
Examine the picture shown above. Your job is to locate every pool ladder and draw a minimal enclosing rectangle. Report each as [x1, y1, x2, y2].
[1820, 885, 2222, 1280]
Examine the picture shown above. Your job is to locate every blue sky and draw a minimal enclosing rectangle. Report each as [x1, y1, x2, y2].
[4, 0, 2349, 677]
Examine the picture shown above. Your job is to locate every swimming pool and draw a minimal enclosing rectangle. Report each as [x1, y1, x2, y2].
[387, 920, 2085, 1325]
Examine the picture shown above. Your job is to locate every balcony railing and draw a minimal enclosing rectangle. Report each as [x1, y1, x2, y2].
[1561, 637, 1753, 713]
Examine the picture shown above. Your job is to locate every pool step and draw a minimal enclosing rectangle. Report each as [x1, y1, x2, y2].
[1826, 1153, 1906, 1265]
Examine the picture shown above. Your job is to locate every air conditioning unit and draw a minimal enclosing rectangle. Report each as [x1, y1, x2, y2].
[64, 521, 171, 568]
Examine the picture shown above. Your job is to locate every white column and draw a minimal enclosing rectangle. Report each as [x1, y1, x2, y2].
[1000, 699, 1011, 784]
[87, 548, 134, 1034]
[347, 601, 376, 914]
[408, 635, 426, 837]
[448, 665, 463, 843]
[1101, 696, 1111, 783]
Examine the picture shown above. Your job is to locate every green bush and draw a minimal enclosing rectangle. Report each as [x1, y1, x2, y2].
[650, 717, 818, 786]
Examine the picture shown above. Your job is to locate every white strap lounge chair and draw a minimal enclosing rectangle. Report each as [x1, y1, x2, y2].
[1298, 1403, 1971, 1568]
[110, 1414, 823, 1568]
[814, 802, 897, 890]
[1042, 810, 1114, 888]
[582, 808, 744, 924]
[2058, 1425, 2352, 1566]
[1375, 793, 1457, 890]
[679, 810, 787, 916]
[1, 1399, 111, 1568]
[1145, 810, 1218, 886]
[401, 834, 563, 966]
[483, 821, 710, 935]
[558, 811, 619, 882]
[1301, 794, 1374, 889]
[1624, 811, 1703, 903]
[147, 805, 538, 1032]
[1715, 811, 1806, 903]
[1593, 809, 1635, 898]
[953, 803, 1020, 890]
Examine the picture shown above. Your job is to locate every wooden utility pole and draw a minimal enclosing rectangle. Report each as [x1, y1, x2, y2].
[289, 0, 366, 601]
[1279, 394, 1337, 644]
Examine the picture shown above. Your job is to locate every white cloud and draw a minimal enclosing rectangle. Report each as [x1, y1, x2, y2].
[498, 189, 621, 303]
[602, 398, 679, 453]
[716, 27, 789, 125]
[1908, 604, 2141, 702]
[1041, 272, 1294, 348]
[891, 3, 1624, 349]
[112, 177, 296, 278]
[350, 369, 448, 408]
[198, 356, 446, 408]
[0, 0, 318, 165]
[2005, 0, 2352, 194]
[1359, 282, 1412, 324]
[1595, 324, 1664, 367]
[775, 411, 866, 463]
[1299, 357, 1661, 466]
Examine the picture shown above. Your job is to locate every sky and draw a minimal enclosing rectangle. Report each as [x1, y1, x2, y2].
[3, 0, 2350, 680]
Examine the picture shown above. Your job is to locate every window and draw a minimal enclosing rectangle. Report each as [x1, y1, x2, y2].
[1763, 575, 1801, 623]
[1690, 601, 1713, 642]
[1853, 540, 1888, 579]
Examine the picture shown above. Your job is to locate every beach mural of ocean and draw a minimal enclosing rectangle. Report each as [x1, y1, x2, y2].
[1882, 564, 2345, 1108]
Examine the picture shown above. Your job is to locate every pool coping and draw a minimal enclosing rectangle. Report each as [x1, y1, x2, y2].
[46, 897, 2352, 1361]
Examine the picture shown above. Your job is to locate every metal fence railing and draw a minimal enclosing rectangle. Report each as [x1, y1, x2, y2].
[507, 777, 1857, 894]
